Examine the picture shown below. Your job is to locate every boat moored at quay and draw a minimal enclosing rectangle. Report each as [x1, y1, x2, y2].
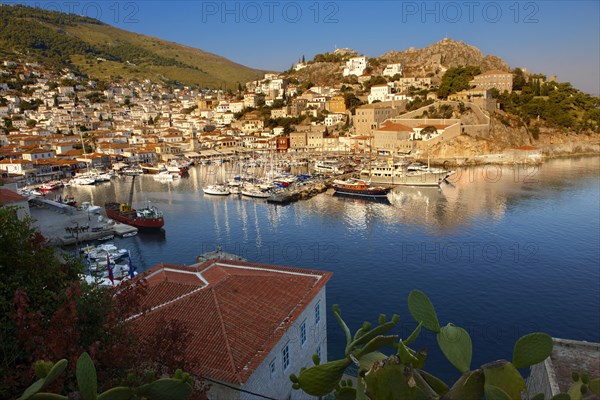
[332, 179, 392, 198]
[359, 163, 453, 187]
[104, 175, 165, 230]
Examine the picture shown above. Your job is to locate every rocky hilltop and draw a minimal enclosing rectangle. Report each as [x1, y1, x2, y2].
[290, 38, 511, 86]
[380, 38, 510, 77]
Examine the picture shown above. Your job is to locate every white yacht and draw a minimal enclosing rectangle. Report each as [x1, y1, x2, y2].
[313, 160, 343, 174]
[203, 184, 231, 196]
[360, 163, 453, 187]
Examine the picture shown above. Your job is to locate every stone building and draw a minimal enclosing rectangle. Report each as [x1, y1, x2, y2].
[128, 259, 331, 400]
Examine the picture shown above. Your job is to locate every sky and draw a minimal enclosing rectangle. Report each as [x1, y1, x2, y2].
[9, 0, 600, 95]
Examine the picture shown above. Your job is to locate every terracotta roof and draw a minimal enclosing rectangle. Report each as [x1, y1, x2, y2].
[377, 123, 413, 132]
[127, 260, 331, 384]
[479, 70, 512, 76]
[0, 188, 28, 204]
[415, 124, 449, 129]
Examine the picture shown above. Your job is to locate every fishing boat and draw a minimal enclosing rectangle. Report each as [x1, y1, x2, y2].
[203, 184, 231, 196]
[104, 175, 165, 230]
[332, 179, 392, 198]
[38, 181, 62, 192]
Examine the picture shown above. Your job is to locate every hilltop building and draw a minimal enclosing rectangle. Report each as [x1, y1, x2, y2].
[343, 56, 368, 77]
[470, 70, 513, 93]
[382, 63, 403, 77]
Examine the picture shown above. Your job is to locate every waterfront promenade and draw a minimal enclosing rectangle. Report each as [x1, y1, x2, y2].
[30, 201, 137, 246]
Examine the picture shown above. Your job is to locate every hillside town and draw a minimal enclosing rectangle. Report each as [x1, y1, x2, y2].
[0, 50, 531, 184]
[1, 4, 599, 399]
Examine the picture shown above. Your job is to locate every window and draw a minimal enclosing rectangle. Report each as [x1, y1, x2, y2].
[315, 301, 321, 325]
[316, 344, 322, 361]
[269, 360, 276, 378]
[300, 321, 307, 346]
[282, 344, 290, 371]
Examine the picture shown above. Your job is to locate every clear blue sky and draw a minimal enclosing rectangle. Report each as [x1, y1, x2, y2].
[12, 0, 600, 95]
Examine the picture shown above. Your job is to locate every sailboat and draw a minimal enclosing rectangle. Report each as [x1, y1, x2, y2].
[202, 152, 231, 196]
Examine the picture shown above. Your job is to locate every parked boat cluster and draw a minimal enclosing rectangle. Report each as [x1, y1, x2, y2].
[19, 155, 455, 244]
[80, 242, 137, 286]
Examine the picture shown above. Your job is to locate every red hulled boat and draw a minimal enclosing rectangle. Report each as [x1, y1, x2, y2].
[105, 202, 164, 229]
[104, 175, 164, 230]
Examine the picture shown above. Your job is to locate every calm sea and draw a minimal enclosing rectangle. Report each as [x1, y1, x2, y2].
[61, 156, 600, 381]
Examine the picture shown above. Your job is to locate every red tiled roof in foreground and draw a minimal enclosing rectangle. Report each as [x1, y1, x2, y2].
[0, 188, 28, 204]
[126, 260, 332, 384]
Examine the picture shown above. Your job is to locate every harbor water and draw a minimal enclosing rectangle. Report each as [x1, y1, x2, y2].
[57, 156, 600, 381]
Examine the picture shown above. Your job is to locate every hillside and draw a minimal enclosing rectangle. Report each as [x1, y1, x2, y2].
[380, 38, 509, 77]
[288, 38, 510, 86]
[0, 4, 264, 87]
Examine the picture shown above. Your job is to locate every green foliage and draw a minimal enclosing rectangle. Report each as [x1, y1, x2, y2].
[495, 80, 599, 132]
[512, 333, 554, 369]
[362, 76, 387, 91]
[407, 289, 440, 332]
[513, 68, 526, 91]
[313, 52, 352, 63]
[437, 66, 481, 98]
[290, 290, 573, 400]
[0, 4, 262, 87]
[343, 92, 363, 113]
[437, 323, 472, 373]
[406, 96, 434, 112]
[18, 353, 193, 400]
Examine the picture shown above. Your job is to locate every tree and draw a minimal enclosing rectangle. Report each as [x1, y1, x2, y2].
[437, 66, 481, 98]
[344, 92, 362, 112]
[0, 208, 201, 398]
[302, 55, 305, 63]
[512, 68, 526, 91]
[362, 76, 387, 91]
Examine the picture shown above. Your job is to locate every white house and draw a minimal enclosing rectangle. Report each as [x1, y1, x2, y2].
[0, 159, 35, 176]
[383, 63, 403, 77]
[243, 93, 258, 108]
[127, 260, 331, 400]
[215, 102, 230, 113]
[368, 84, 391, 103]
[229, 101, 245, 114]
[342, 56, 368, 77]
[325, 113, 347, 126]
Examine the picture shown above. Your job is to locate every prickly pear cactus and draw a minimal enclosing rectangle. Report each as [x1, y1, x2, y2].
[482, 360, 525, 400]
[512, 333, 553, 369]
[290, 358, 352, 396]
[436, 323, 472, 373]
[364, 356, 417, 400]
[18, 359, 68, 400]
[18, 353, 193, 400]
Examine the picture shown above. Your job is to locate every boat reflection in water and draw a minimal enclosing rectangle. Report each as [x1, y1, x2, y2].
[137, 229, 166, 243]
[333, 191, 391, 205]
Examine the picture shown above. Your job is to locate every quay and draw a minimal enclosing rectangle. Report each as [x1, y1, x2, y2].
[266, 173, 355, 204]
[30, 199, 138, 246]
